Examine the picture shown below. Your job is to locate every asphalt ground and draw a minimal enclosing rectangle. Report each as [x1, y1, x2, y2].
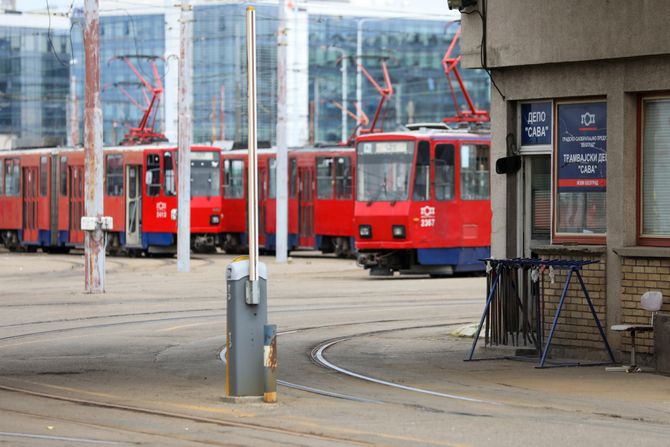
[0, 250, 669, 446]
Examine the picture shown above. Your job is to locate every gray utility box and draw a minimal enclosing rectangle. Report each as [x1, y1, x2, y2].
[226, 259, 268, 396]
[654, 313, 670, 374]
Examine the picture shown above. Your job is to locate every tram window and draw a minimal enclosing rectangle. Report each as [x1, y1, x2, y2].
[460, 144, 490, 200]
[435, 144, 455, 201]
[289, 158, 297, 198]
[0, 159, 3, 195]
[412, 141, 430, 201]
[316, 157, 334, 199]
[335, 157, 352, 199]
[163, 152, 176, 196]
[105, 154, 124, 196]
[224, 159, 244, 198]
[268, 158, 276, 199]
[146, 154, 161, 196]
[5, 159, 19, 196]
[39, 156, 48, 197]
[60, 157, 67, 196]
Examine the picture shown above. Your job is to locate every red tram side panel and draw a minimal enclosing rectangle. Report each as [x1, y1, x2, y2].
[1, 145, 222, 255]
[219, 147, 356, 256]
[354, 130, 491, 276]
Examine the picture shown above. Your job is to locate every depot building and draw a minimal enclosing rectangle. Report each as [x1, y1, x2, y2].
[461, 1, 670, 368]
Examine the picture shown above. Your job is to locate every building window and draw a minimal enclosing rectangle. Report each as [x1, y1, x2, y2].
[555, 101, 607, 238]
[4, 159, 19, 196]
[316, 157, 333, 199]
[146, 154, 161, 196]
[434, 144, 454, 201]
[412, 141, 430, 201]
[460, 144, 489, 200]
[268, 158, 276, 199]
[163, 152, 176, 196]
[40, 156, 48, 197]
[106, 154, 124, 196]
[60, 157, 67, 196]
[335, 156, 352, 199]
[640, 97, 670, 242]
[224, 159, 244, 199]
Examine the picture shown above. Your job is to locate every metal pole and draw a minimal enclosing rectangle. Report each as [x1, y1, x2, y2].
[247, 7, 260, 304]
[275, 0, 288, 263]
[177, 0, 192, 273]
[68, 74, 79, 147]
[313, 77, 319, 143]
[341, 55, 348, 143]
[83, 0, 105, 293]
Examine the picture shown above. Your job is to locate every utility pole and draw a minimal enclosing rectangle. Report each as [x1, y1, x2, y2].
[83, 0, 105, 293]
[68, 75, 79, 147]
[275, 0, 289, 263]
[340, 54, 348, 143]
[177, 0, 192, 273]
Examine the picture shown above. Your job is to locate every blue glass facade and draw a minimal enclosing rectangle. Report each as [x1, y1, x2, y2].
[72, 11, 165, 146]
[193, 4, 277, 146]
[67, 3, 489, 147]
[0, 22, 70, 148]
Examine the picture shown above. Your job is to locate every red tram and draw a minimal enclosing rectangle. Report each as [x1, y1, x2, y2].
[0, 145, 222, 254]
[219, 147, 356, 257]
[353, 125, 491, 276]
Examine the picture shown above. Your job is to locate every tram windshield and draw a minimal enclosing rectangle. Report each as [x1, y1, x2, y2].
[191, 151, 221, 197]
[356, 140, 414, 202]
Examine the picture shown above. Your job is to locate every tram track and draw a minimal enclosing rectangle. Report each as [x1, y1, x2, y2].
[0, 385, 377, 446]
[0, 298, 477, 338]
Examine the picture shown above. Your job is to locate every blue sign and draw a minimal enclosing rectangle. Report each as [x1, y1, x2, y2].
[521, 102, 552, 146]
[557, 102, 607, 192]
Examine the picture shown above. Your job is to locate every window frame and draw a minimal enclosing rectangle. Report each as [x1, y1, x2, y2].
[39, 156, 48, 197]
[334, 156, 353, 200]
[637, 92, 670, 246]
[434, 143, 455, 201]
[224, 158, 245, 199]
[552, 98, 607, 245]
[59, 156, 68, 196]
[163, 151, 176, 197]
[316, 157, 334, 200]
[4, 158, 20, 197]
[459, 143, 490, 201]
[146, 153, 162, 197]
[105, 153, 124, 197]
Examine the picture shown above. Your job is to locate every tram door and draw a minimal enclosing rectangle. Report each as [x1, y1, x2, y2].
[298, 167, 314, 247]
[257, 166, 267, 247]
[22, 167, 38, 242]
[69, 166, 85, 244]
[126, 165, 142, 247]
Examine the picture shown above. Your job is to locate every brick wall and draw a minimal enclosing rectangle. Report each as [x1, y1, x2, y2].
[540, 253, 608, 353]
[620, 257, 670, 355]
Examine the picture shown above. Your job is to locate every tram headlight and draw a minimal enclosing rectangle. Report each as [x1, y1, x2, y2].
[210, 215, 220, 225]
[359, 225, 372, 239]
[392, 225, 406, 239]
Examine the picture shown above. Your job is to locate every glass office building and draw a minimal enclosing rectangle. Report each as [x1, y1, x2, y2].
[69, 2, 489, 147]
[71, 10, 165, 146]
[0, 14, 70, 148]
